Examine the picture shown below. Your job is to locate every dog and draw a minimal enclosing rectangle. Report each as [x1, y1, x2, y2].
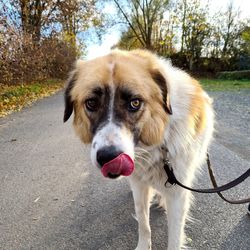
[63, 49, 214, 250]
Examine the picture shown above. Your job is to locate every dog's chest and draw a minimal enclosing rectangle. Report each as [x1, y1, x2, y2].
[133, 149, 168, 188]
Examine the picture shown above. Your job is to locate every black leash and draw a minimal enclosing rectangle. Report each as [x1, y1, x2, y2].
[163, 148, 250, 204]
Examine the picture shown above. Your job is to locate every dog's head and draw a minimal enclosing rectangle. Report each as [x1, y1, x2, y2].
[64, 50, 172, 178]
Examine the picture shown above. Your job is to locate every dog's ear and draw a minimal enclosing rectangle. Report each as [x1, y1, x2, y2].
[63, 71, 77, 123]
[150, 70, 172, 115]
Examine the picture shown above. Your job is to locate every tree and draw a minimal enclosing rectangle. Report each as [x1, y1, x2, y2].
[19, 0, 60, 41]
[240, 25, 250, 55]
[180, 0, 187, 53]
[113, 0, 169, 50]
[205, 2, 247, 70]
[221, 2, 239, 58]
[57, 0, 102, 49]
[153, 9, 177, 56]
[0, 0, 103, 84]
[238, 24, 250, 70]
[176, 0, 211, 71]
[117, 26, 142, 50]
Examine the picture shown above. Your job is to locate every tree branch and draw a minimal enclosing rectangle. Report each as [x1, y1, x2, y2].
[113, 0, 145, 46]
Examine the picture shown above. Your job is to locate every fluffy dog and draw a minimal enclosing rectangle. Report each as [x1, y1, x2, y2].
[63, 49, 214, 250]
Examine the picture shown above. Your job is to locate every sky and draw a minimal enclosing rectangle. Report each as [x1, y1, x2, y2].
[85, 0, 250, 60]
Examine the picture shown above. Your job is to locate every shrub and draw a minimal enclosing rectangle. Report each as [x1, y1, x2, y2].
[0, 27, 76, 85]
[217, 70, 250, 80]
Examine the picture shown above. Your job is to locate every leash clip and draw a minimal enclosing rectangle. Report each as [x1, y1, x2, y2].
[163, 158, 177, 186]
[161, 145, 177, 187]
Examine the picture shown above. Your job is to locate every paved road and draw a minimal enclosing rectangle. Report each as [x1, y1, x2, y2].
[0, 90, 249, 250]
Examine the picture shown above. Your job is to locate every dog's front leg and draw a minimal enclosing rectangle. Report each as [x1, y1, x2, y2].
[165, 188, 191, 250]
[129, 178, 152, 250]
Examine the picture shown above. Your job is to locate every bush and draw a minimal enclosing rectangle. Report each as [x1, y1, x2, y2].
[217, 70, 250, 80]
[0, 28, 77, 85]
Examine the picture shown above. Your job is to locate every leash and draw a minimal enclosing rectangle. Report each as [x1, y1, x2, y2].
[162, 147, 250, 204]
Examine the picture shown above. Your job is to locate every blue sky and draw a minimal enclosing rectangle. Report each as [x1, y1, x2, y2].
[85, 0, 250, 60]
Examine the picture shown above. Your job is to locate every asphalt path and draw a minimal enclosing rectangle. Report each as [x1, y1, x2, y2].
[0, 90, 249, 250]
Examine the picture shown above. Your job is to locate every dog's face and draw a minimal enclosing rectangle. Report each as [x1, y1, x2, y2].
[64, 50, 172, 178]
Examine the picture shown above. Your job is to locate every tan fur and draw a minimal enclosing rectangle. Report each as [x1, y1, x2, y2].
[139, 102, 168, 145]
[73, 102, 92, 143]
[188, 79, 207, 136]
[70, 50, 170, 146]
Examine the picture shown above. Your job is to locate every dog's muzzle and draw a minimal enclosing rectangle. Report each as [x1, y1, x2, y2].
[96, 146, 135, 178]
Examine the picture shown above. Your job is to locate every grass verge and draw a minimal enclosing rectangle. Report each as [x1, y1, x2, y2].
[199, 79, 250, 91]
[0, 79, 64, 118]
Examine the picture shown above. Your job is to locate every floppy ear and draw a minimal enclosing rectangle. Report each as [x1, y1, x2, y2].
[63, 72, 77, 122]
[150, 70, 172, 115]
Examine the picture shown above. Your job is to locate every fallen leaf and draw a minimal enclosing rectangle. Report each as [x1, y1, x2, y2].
[34, 197, 40, 203]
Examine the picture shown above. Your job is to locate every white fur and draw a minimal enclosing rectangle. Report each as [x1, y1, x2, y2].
[91, 122, 135, 167]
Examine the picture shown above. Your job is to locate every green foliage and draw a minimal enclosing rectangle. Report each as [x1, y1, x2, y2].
[240, 25, 250, 56]
[200, 78, 250, 91]
[217, 70, 250, 80]
[241, 28, 250, 42]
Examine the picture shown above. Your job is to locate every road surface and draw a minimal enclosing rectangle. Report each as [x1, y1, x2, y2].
[0, 90, 249, 250]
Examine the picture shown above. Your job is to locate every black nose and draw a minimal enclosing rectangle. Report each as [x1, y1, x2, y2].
[96, 146, 122, 167]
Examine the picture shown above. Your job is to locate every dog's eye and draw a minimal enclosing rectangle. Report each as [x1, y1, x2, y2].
[85, 98, 99, 112]
[128, 99, 141, 112]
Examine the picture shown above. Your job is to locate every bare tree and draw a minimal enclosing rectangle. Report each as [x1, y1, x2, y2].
[19, 0, 60, 41]
[180, 0, 187, 53]
[113, 0, 169, 50]
[220, 1, 242, 60]
[57, 0, 101, 48]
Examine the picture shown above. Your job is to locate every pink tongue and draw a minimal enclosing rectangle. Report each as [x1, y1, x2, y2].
[101, 153, 134, 178]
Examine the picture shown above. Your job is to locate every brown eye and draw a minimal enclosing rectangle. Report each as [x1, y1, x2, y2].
[128, 99, 141, 112]
[85, 98, 99, 112]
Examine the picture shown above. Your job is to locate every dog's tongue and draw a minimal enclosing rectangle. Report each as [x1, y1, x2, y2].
[101, 153, 134, 178]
